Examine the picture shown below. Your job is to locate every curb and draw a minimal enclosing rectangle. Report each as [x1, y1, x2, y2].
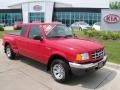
[106, 62, 120, 70]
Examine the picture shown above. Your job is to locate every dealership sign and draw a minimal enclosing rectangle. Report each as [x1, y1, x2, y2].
[104, 14, 120, 23]
[33, 5, 42, 11]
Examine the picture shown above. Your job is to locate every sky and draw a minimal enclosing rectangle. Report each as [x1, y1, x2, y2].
[0, 0, 119, 9]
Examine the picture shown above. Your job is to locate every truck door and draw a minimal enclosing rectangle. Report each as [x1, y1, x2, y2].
[16, 25, 29, 56]
[26, 25, 47, 64]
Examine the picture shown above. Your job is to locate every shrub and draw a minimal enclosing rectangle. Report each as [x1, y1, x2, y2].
[100, 32, 109, 40]
[111, 32, 120, 40]
[93, 30, 101, 38]
[82, 29, 120, 40]
[0, 27, 4, 31]
[87, 30, 95, 37]
[85, 30, 103, 38]
[83, 30, 88, 35]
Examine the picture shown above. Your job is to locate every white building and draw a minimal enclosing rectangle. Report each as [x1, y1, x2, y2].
[0, 0, 109, 26]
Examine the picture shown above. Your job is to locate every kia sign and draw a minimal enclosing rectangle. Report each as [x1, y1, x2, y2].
[104, 14, 120, 23]
[33, 5, 42, 11]
[101, 9, 120, 31]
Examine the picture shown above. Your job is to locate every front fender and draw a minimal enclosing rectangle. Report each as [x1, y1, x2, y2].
[48, 50, 74, 63]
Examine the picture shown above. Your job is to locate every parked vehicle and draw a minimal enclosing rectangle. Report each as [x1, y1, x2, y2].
[13, 21, 23, 30]
[92, 22, 101, 31]
[3, 22, 107, 83]
[70, 21, 91, 31]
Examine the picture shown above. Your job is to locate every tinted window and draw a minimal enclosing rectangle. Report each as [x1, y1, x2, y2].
[21, 25, 27, 36]
[29, 26, 41, 39]
[47, 25, 73, 38]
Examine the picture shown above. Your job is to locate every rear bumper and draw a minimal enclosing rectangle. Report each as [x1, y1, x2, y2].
[69, 55, 107, 75]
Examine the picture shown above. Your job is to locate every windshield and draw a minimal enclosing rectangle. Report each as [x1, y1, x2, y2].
[46, 25, 73, 38]
[79, 22, 88, 25]
[73, 22, 88, 25]
[95, 22, 101, 25]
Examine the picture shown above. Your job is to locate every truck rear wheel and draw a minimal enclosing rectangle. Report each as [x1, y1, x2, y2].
[50, 59, 71, 83]
[5, 45, 16, 59]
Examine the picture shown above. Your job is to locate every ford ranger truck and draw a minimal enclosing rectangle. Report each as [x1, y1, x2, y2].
[2, 22, 107, 83]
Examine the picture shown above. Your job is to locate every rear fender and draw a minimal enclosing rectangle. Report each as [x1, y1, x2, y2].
[4, 39, 18, 54]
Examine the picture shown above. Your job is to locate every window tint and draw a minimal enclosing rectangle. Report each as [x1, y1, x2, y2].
[47, 25, 73, 38]
[29, 26, 41, 39]
[21, 25, 27, 36]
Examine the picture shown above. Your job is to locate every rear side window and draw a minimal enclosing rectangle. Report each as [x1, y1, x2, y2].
[29, 26, 41, 39]
[21, 25, 27, 36]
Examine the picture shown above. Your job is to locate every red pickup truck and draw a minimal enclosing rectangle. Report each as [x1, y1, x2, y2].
[3, 22, 107, 83]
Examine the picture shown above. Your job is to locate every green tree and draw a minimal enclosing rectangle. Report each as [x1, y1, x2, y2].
[110, 1, 120, 9]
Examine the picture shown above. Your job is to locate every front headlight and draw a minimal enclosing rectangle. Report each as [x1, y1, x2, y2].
[76, 53, 89, 61]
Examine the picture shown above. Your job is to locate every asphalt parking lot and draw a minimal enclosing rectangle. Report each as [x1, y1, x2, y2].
[0, 39, 120, 90]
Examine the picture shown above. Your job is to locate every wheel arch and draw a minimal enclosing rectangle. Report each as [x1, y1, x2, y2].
[47, 54, 69, 71]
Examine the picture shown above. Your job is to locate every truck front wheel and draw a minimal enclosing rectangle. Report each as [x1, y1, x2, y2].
[50, 59, 71, 83]
[5, 45, 16, 59]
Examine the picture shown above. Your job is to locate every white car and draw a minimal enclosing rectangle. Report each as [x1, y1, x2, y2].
[70, 21, 91, 31]
[92, 22, 101, 31]
[0, 23, 5, 27]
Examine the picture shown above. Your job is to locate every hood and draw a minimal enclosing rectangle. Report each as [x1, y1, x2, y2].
[49, 38, 103, 53]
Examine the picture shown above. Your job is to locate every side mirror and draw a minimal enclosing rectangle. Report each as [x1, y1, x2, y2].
[33, 35, 43, 41]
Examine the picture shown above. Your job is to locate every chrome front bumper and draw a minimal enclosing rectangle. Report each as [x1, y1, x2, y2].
[69, 55, 107, 69]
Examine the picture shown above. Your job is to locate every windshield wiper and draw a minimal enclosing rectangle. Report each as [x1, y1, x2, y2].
[48, 36, 63, 38]
[48, 35, 73, 39]
[64, 35, 73, 38]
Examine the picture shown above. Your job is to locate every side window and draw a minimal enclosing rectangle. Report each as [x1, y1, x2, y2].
[29, 26, 41, 39]
[21, 25, 27, 36]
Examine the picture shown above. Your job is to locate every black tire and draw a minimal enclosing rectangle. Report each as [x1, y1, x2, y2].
[70, 27, 74, 32]
[51, 59, 71, 83]
[5, 45, 16, 59]
[79, 27, 82, 31]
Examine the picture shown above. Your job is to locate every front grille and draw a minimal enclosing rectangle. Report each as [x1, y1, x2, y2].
[92, 49, 104, 60]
